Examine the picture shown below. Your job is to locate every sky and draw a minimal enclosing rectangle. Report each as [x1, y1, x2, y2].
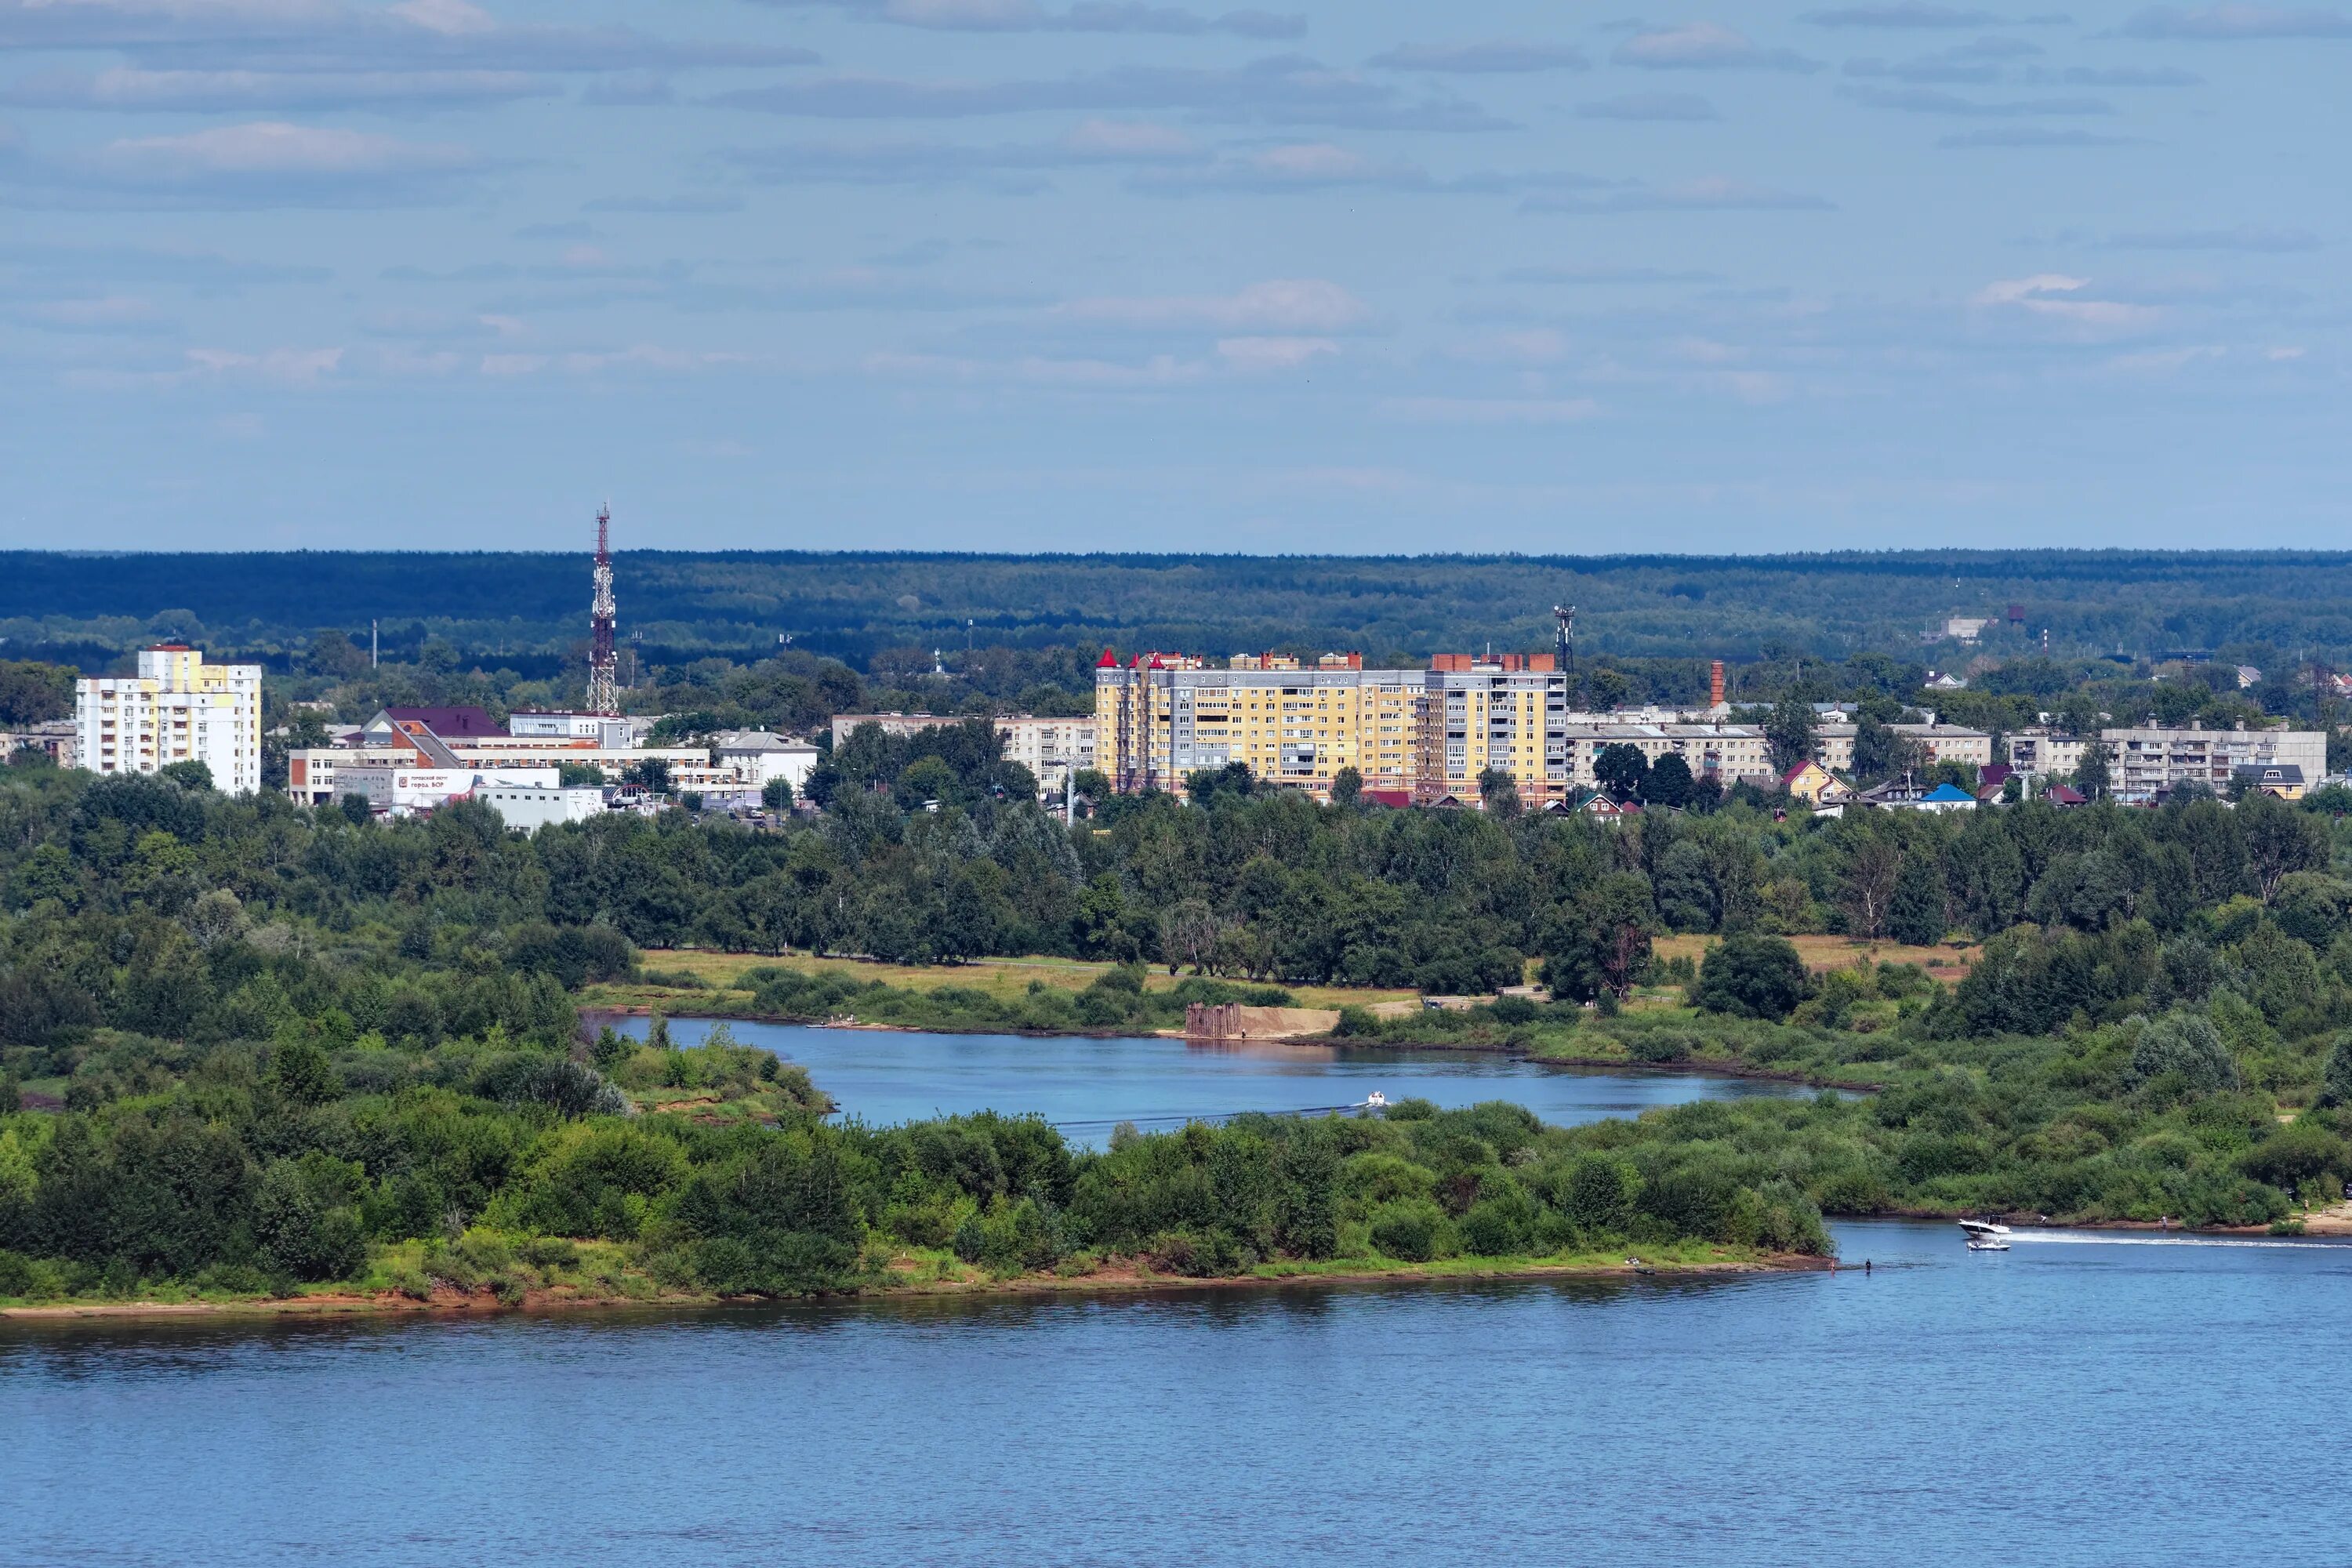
[0, 0, 2347, 554]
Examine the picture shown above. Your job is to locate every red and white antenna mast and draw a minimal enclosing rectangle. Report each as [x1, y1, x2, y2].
[587, 503, 619, 714]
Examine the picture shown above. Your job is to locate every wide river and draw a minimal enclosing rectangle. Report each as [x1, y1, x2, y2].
[10, 1024, 2348, 1565]
[615, 1017, 1822, 1142]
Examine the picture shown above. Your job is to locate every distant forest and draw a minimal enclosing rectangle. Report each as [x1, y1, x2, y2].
[12, 550, 2352, 675]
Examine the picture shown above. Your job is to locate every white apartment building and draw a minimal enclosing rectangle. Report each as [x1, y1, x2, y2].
[1814, 722, 1994, 772]
[994, 715, 1097, 793]
[2103, 723, 2327, 804]
[76, 645, 263, 795]
[2005, 728, 2091, 779]
[2004, 721, 2327, 804]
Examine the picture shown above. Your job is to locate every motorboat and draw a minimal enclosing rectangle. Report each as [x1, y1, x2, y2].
[1959, 1218, 2012, 1251]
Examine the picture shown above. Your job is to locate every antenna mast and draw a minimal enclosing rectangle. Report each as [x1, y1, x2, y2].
[587, 503, 619, 715]
[1553, 604, 1577, 704]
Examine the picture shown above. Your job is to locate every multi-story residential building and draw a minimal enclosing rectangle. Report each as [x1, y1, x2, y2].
[829, 711, 1097, 797]
[2102, 722, 2326, 804]
[1813, 722, 1993, 772]
[76, 644, 263, 795]
[1560, 722, 1777, 791]
[1098, 652, 1446, 802]
[2004, 721, 2327, 804]
[993, 715, 1096, 794]
[2005, 728, 2089, 779]
[1094, 652, 1780, 806]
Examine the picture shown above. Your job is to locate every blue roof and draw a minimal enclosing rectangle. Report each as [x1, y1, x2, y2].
[1921, 782, 1975, 803]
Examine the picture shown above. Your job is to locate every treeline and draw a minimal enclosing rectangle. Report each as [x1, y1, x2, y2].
[19, 548, 2352, 666]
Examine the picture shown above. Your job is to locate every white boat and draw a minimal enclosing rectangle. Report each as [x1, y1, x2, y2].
[1959, 1218, 2012, 1251]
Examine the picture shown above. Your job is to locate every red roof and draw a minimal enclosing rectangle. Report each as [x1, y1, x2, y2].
[1779, 761, 1817, 786]
[1361, 789, 1412, 808]
[1097, 647, 1119, 669]
[2045, 784, 2087, 805]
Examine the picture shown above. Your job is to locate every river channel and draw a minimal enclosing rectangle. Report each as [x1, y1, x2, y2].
[615, 1016, 1821, 1142]
[8, 1218, 2350, 1566]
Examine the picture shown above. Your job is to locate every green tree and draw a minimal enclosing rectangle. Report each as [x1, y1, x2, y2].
[1478, 766, 1521, 818]
[1693, 932, 1812, 1021]
[158, 760, 213, 792]
[761, 776, 794, 812]
[1642, 753, 1693, 808]
[267, 1029, 342, 1107]
[1887, 852, 1949, 946]
[1541, 873, 1656, 1003]
[1765, 701, 1815, 774]
[1593, 743, 1649, 800]
[2128, 1011, 2238, 1092]
[2073, 739, 2111, 801]
[1330, 765, 1363, 807]
[2325, 1036, 2352, 1109]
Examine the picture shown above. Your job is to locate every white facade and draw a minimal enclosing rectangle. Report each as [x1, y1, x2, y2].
[76, 645, 263, 795]
[336, 763, 575, 821]
[994, 716, 1096, 793]
[474, 783, 608, 832]
[714, 731, 820, 794]
[509, 710, 637, 745]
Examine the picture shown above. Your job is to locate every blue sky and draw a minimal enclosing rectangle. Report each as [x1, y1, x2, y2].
[0, 0, 2346, 553]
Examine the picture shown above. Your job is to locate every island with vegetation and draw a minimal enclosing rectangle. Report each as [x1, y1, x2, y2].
[8, 688, 2352, 1311]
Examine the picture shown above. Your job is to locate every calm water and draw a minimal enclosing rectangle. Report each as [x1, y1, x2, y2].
[8, 1219, 2350, 1566]
[620, 1017, 1818, 1142]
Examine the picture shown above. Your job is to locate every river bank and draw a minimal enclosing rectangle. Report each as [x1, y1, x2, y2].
[1, 1244, 1821, 1323]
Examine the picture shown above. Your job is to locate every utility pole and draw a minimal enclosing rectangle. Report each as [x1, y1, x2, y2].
[370, 619, 378, 669]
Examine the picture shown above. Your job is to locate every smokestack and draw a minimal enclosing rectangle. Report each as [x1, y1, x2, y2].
[1710, 659, 1725, 708]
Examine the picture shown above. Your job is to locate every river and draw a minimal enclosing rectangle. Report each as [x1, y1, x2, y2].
[615, 1016, 1823, 1143]
[8, 1218, 2350, 1566]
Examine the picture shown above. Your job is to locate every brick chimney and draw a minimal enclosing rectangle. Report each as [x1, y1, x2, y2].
[1710, 660, 1726, 707]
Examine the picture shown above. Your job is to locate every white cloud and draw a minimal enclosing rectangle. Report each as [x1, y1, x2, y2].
[1973, 273, 2161, 331]
[1215, 334, 1337, 369]
[1062, 118, 1196, 156]
[1616, 23, 1823, 71]
[1054, 278, 1371, 332]
[186, 345, 343, 383]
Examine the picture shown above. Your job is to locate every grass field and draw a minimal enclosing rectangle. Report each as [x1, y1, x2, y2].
[593, 949, 1417, 1013]
[1653, 933, 1980, 978]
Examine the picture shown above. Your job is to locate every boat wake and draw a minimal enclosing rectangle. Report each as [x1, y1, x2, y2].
[2005, 1229, 2352, 1251]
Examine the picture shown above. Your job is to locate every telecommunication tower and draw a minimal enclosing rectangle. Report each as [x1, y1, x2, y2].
[587, 504, 619, 714]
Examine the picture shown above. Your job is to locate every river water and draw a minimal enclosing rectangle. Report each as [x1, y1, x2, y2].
[8, 1218, 2350, 1566]
[615, 1017, 1821, 1142]
[11, 1026, 2346, 1565]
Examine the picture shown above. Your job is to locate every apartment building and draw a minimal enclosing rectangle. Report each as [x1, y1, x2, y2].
[1097, 652, 1428, 799]
[829, 711, 1098, 796]
[76, 644, 263, 795]
[2103, 723, 2326, 804]
[2005, 728, 2089, 779]
[1561, 722, 1777, 790]
[1094, 651, 1779, 806]
[2004, 721, 2328, 804]
[1813, 722, 1994, 772]
[994, 715, 1096, 793]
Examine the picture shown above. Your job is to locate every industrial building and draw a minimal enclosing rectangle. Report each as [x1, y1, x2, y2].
[75, 644, 263, 795]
